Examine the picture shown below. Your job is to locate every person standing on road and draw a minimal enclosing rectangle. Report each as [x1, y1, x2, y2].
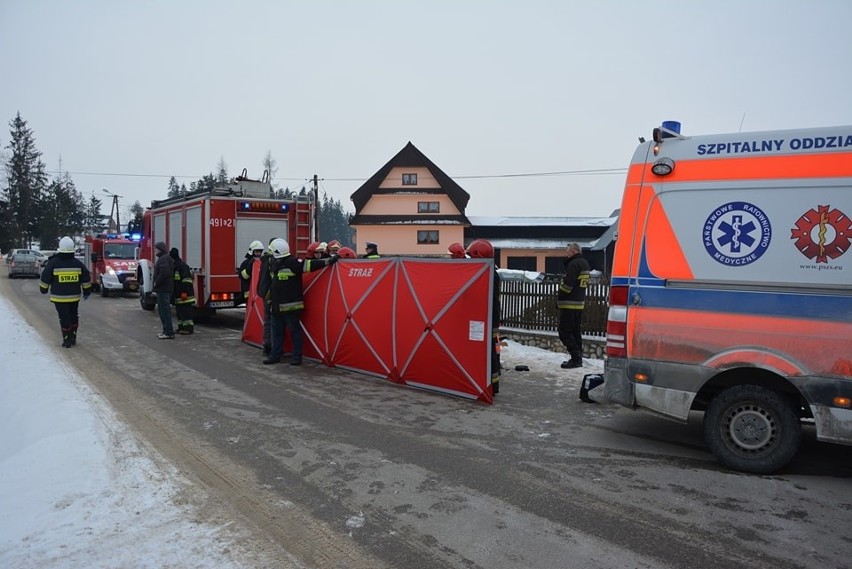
[238, 240, 264, 305]
[153, 241, 175, 339]
[39, 236, 92, 348]
[557, 243, 591, 369]
[263, 238, 338, 366]
[170, 247, 195, 335]
[256, 238, 276, 355]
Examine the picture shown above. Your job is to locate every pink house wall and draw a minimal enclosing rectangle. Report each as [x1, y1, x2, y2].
[354, 167, 466, 256]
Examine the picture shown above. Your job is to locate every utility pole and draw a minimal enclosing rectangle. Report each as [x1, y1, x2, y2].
[102, 189, 123, 233]
[312, 174, 319, 242]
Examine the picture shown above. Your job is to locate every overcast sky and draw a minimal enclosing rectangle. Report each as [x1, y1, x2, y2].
[2, 1, 851, 220]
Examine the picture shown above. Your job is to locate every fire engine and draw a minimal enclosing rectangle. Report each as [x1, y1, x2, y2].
[83, 232, 140, 297]
[137, 171, 315, 314]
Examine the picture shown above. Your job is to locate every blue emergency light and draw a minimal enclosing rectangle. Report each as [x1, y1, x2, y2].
[240, 201, 290, 213]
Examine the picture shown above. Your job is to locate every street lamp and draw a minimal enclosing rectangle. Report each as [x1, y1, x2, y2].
[102, 189, 123, 233]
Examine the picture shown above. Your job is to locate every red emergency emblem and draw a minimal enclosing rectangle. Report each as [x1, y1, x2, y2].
[790, 205, 851, 263]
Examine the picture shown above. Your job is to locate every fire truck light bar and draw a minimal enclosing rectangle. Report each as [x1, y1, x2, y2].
[240, 201, 290, 213]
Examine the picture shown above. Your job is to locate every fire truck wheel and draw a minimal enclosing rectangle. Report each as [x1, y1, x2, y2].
[704, 384, 801, 474]
[101, 281, 109, 297]
[140, 293, 156, 311]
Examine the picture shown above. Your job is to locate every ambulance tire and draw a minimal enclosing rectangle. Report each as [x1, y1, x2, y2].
[704, 384, 801, 474]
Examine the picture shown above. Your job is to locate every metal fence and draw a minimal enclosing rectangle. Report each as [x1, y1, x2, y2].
[499, 279, 609, 337]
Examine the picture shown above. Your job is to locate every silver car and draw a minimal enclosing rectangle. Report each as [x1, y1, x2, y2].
[8, 252, 41, 278]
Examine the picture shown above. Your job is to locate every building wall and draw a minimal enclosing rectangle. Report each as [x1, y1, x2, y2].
[355, 225, 465, 256]
[377, 166, 441, 189]
[359, 193, 460, 216]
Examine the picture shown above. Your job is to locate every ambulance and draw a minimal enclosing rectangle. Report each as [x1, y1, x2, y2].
[604, 121, 852, 473]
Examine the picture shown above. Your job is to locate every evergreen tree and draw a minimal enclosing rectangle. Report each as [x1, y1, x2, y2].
[127, 200, 144, 234]
[2, 113, 47, 247]
[167, 176, 181, 198]
[317, 191, 354, 246]
[216, 157, 228, 185]
[38, 173, 85, 247]
[85, 194, 104, 232]
[191, 173, 216, 193]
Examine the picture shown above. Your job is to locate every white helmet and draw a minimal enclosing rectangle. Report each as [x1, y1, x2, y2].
[270, 238, 290, 258]
[248, 240, 264, 253]
[58, 236, 75, 253]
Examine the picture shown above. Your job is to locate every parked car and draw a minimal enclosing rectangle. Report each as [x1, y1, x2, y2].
[5, 248, 37, 265]
[8, 252, 41, 278]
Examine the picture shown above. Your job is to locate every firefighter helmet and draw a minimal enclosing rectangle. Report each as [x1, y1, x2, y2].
[306, 241, 320, 256]
[316, 241, 328, 252]
[248, 240, 264, 253]
[58, 236, 75, 253]
[337, 246, 356, 259]
[447, 242, 466, 259]
[270, 238, 290, 259]
[327, 240, 342, 252]
[466, 239, 494, 259]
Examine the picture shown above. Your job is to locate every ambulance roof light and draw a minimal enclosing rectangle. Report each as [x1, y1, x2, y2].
[653, 120, 684, 143]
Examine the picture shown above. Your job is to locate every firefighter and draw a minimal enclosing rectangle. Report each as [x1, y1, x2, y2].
[557, 242, 591, 369]
[39, 236, 92, 348]
[447, 242, 467, 259]
[256, 238, 276, 355]
[337, 246, 357, 259]
[466, 239, 502, 394]
[238, 240, 264, 304]
[362, 241, 380, 259]
[327, 240, 342, 255]
[263, 238, 338, 366]
[170, 248, 195, 334]
[314, 242, 329, 259]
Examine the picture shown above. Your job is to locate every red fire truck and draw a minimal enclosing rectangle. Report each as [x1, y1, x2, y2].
[137, 172, 315, 313]
[83, 232, 140, 297]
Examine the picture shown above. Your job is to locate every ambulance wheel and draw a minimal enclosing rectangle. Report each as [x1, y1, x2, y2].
[704, 384, 800, 474]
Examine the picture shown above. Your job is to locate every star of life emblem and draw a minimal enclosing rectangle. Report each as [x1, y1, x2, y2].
[703, 202, 772, 266]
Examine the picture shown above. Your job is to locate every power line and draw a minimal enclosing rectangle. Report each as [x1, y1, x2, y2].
[45, 167, 627, 184]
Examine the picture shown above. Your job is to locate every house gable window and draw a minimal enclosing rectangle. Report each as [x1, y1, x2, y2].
[417, 201, 440, 213]
[417, 230, 439, 244]
[402, 173, 418, 185]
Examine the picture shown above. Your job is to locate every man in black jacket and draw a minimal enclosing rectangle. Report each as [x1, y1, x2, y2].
[170, 248, 195, 334]
[263, 237, 337, 366]
[39, 236, 92, 347]
[557, 243, 591, 368]
[153, 241, 175, 339]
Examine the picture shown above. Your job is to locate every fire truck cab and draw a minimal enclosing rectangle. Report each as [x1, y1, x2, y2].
[137, 171, 315, 314]
[84, 232, 140, 297]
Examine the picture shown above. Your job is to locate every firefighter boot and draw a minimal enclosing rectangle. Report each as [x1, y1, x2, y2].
[70, 324, 78, 345]
[183, 323, 194, 335]
[61, 327, 72, 348]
